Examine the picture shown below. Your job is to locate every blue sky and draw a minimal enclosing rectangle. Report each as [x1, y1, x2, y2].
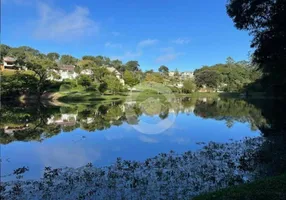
[2, 0, 252, 71]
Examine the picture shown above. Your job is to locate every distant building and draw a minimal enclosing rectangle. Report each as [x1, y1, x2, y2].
[1, 56, 23, 70]
[169, 71, 176, 77]
[49, 65, 78, 81]
[180, 71, 194, 80]
[169, 71, 194, 80]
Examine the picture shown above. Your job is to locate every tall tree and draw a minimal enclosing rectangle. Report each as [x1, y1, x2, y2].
[123, 70, 139, 88]
[195, 70, 221, 89]
[60, 55, 78, 65]
[47, 52, 60, 61]
[227, 0, 286, 94]
[158, 65, 169, 75]
[103, 75, 123, 94]
[125, 61, 140, 71]
[26, 57, 58, 98]
[0, 44, 11, 59]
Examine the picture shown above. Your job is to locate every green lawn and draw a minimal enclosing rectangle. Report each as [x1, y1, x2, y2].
[1, 69, 34, 76]
[193, 174, 286, 200]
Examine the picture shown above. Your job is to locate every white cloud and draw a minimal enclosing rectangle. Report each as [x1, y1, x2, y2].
[156, 47, 185, 63]
[172, 38, 191, 45]
[33, 2, 99, 41]
[111, 31, 120, 36]
[111, 51, 142, 60]
[156, 53, 183, 63]
[138, 39, 158, 48]
[105, 42, 122, 49]
[160, 47, 174, 53]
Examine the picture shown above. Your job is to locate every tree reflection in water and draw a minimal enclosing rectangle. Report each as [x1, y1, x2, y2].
[0, 97, 285, 199]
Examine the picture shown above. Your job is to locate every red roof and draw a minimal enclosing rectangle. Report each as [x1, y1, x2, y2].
[59, 65, 75, 71]
[3, 56, 17, 62]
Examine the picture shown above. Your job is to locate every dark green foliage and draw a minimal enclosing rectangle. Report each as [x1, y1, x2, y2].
[103, 75, 123, 94]
[60, 55, 78, 65]
[158, 65, 169, 75]
[227, 0, 286, 95]
[59, 84, 72, 91]
[47, 52, 60, 61]
[125, 61, 140, 72]
[1, 72, 38, 97]
[123, 70, 140, 87]
[194, 174, 286, 200]
[77, 75, 92, 88]
[194, 59, 261, 92]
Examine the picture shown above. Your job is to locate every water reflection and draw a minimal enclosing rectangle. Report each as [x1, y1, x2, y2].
[0, 97, 268, 181]
[0, 98, 267, 144]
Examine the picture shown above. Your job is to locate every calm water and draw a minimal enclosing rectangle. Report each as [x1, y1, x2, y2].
[0, 97, 269, 180]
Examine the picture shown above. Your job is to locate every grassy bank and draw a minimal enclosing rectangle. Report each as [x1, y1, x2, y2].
[57, 91, 127, 102]
[194, 174, 286, 200]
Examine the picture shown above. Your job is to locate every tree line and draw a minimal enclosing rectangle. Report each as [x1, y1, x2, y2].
[1, 44, 264, 99]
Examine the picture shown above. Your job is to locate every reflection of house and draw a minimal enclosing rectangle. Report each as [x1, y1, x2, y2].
[50, 65, 78, 81]
[81, 69, 93, 75]
[107, 67, 125, 85]
[4, 125, 29, 135]
[47, 114, 77, 126]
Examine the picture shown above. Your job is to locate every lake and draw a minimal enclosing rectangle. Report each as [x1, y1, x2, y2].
[1, 97, 268, 182]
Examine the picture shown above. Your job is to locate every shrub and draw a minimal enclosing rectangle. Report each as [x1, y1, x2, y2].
[59, 84, 72, 91]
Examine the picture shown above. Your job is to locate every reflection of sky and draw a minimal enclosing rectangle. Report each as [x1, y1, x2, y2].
[1, 113, 260, 180]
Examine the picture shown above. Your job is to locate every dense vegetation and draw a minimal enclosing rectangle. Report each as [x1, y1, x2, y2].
[194, 57, 261, 92]
[1, 43, 263, 100]
[227, 0, 286, 96]
[194, 174, 286, 200]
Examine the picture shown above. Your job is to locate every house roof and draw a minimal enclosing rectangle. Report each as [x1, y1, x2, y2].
[3, 56, 17, 62]
[59, 65, 75, 71]
[107, 67, 120, 75]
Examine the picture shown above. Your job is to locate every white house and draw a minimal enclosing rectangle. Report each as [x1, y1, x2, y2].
[181, 71, 194, 80]
[169, 71, 194, 80]
[49, 65, 78, 81]
[169, 71, 176, 77]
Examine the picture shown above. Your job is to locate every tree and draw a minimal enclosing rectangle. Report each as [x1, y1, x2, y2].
[123, 70, 139, 88]
[227, 0, 286, 94]
[182, 79, 196, 93]
[158, 65, 169, 75]
[226, 57, 235, 68]
[7, 48, 28, 66]
[77, 75, 92, 88]
[93, 67, 110, 82]
[195, 70, 221, 89]
[145, 73, 164, 83]
[0, 44, 11, 59]
[82, 55, 96, 62]
[98, 82, 108, 94]
[26, 57, 58, 98]
[60, 55, 78, 65]
[125, 61, 140, 71]
[103, 75, 123, 94]
[111, 59, 124, 72]
[47, 52, 60, 61]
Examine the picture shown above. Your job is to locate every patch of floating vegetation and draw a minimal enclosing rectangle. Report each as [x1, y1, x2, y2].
[1, 137, 264, 199]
